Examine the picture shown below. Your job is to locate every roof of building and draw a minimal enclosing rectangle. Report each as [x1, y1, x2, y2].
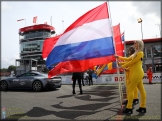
[125, 37, 162, 45]
[19, 24, 55, 33]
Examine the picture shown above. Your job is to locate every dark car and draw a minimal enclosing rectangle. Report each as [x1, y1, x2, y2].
[0, 71, 62, 91]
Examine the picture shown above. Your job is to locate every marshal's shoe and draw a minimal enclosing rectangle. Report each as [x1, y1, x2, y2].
[133, 99, 139, 104]
[136, 107, 146, 113]
[122, 108, 133, 114]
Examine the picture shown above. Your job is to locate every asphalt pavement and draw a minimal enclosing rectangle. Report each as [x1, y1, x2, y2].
[1, 83, 161, 121]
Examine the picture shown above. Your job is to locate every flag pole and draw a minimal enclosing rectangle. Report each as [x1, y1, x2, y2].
[107, 1, 123, 109]
[123, 31, 126, 57]
[123, 30, 127, 96]
[51, 16, 52, 26]
[118, 23, 125, 103]
[124, 31, 126, 86]
[25, 19, 26, 26]
[118, 23, 126, 107]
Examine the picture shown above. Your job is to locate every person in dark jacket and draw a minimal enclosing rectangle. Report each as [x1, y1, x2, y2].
[87, 69, 93, 86]
[81, 72, 85, 86]
[72, 72, 83, 94]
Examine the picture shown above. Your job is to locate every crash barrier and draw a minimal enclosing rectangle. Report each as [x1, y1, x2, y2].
[60, 73, 161, 84]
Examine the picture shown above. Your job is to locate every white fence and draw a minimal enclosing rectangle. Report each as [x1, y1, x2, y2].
[60, 73, 161, 84]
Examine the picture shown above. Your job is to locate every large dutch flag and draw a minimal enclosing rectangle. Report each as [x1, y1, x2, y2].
[92, 23, 124, 77]
[46, 2, 116, 78]
[42, 34, 62, 60]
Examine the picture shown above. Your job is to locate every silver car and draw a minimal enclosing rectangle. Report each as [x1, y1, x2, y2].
[0, 71, 62, 91]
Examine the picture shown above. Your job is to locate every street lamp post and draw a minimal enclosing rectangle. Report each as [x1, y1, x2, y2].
[155, 24, 161, 37]
[137, 18, 143, 40]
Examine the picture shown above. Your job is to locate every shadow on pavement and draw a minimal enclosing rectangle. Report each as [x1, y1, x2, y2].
[57, 85, 118, 102]
[7, 85, 120, 120]
[6, 85, 148, 120]
[6, 106, 100, 120]
[52, 102, 114, 111]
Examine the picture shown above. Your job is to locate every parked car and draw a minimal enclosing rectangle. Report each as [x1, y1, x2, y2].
[0, 71, 62, 91]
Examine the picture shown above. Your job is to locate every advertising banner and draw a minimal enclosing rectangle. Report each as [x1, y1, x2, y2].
[60, 73, 161, 84]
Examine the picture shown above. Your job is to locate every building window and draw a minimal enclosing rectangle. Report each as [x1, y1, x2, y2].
[152, 45, 162, 57]
[20, 40, 44, 53]
[143, 47, 146, 58]
[146, 46, 152, 58]
[154, 64, 162, 72]
[43, 31, 51, 38]
[20, 34, 24, 40]
[126, 46, 131, 57]
[36, 31, 43, 38]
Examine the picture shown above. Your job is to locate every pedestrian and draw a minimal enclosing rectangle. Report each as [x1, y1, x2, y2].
[84, 71, 89, 85]
[147, 67, 153, 84]
[119, 46, 139, 105]
[72, 72, 83, 94]
[115, 40, 146, 114]
[81, 72, 85, 86]
[87, 69, 93, 86]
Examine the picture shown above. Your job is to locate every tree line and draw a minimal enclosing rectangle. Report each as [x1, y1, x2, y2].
[0, 65, 16, 73]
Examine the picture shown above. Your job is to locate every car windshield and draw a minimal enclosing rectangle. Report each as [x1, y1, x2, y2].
[38, 71, 47, 74]
[38, 71, 48, 76]
[16, 71, 48, 77]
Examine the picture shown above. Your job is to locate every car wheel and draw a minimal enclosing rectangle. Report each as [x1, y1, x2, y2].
[0, 80, 8, 91]
[32, 80, 43, 92]
[57, 85, 61, 88]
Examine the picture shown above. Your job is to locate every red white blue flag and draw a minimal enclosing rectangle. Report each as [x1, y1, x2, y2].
[42, 34, 62, 60]
[45, 2, 116, 78]
[93, 24, 124, 77]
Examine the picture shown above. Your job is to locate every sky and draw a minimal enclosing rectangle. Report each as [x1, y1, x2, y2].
[1, 1, 161, 68]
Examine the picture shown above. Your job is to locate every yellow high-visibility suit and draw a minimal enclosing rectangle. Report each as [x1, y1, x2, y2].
[118, 51, 146, 109]
[119, 62, 138, 100]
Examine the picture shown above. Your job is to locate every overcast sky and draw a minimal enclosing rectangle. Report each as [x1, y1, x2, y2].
[1, 1, 161, 68]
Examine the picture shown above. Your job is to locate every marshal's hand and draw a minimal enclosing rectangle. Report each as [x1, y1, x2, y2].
[114, 54, 119, 58]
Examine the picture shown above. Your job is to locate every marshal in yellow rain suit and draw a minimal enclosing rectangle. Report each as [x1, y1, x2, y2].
[119, 61, 138, 101]
[125, 67, 138, 100]
[118, 51, 146, 109]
